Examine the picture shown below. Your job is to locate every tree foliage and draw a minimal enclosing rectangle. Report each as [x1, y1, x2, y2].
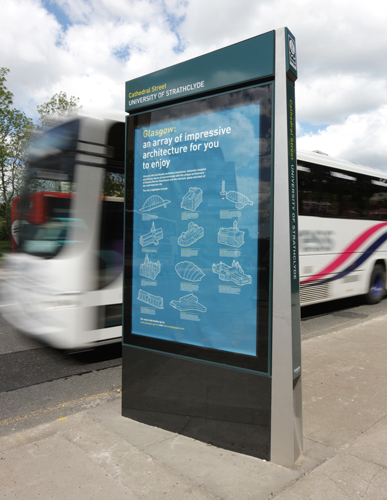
[103, 172, 125, 198]
[0, 72, 82, 241]
[37, 91, 81, 130]
[0, 68, 34, 239]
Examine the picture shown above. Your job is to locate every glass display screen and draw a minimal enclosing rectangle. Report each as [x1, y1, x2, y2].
[125, 84, 272, 372]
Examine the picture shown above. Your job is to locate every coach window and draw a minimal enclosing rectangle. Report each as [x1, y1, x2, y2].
[329, 170, 359, 218]
[369, 178, 387, 220]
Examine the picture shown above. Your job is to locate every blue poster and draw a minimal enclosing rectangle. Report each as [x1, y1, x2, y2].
[131, 102, 261, 356]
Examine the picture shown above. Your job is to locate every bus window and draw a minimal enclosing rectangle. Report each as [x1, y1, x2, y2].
[18, 189, 75, 258]
[97, 197, 124, 289]
[297, 161, 339, 216]
[329, 170, 359, 218]
[298, 160, 387, 222]
[97, 131, 125, 288]
[369, 179, 387, 219]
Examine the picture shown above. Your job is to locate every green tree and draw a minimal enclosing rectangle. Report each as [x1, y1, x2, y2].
[0, 68, 34, 240]
[37, 91, 81, 130]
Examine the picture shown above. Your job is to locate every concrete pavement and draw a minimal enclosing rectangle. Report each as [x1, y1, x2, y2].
[2, 314, 387, 499]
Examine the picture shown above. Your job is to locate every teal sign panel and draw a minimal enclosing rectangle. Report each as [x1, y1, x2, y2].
[125, 31, 274, 113]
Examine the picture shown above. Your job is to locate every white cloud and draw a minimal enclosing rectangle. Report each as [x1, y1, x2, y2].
[2, 3, 181, 121]
[297, 74, 387, 125]
[1, 0, 387, 168]
[297, 105, 387, 170]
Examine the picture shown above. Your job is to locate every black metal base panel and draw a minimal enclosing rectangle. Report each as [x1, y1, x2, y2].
[122, 345, 271, 460]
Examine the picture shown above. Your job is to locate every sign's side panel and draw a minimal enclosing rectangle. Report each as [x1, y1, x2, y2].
[285, 29, 302, 460]
[270, 27, 302, 468]
[287, 79, 301, 380]
[125, 31, 275, 113]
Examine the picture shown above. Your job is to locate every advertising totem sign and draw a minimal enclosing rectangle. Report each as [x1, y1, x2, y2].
[123, 27, 302, 467]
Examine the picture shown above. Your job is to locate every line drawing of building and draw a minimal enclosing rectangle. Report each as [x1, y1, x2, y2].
[212, 260, 252, 286]
[178, 222, 204, 247]
[170, 293, 207, 312]
[217, 220, 245, 248]
[140, 254, 161, 280]
[175, 261, 205, 282]
[181, 187, 203, 211]
[140, 222, 163, 247]
[220, 180, 253, 209]
[137, 289, 164, 309]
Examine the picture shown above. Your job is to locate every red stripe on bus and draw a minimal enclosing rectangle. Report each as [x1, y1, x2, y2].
[300, 222, 387, 284]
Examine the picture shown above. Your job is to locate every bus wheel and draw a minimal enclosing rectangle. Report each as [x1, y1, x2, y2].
[366, 264, 385, 304]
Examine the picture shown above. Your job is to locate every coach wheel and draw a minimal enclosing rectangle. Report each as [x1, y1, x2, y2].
[365, 264, 385, 305]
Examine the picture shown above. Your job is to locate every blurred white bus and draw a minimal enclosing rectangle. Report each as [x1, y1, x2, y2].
[298, 150, 387, 306]
[2, 122, 387, 349]
[1, 115, 125, 349]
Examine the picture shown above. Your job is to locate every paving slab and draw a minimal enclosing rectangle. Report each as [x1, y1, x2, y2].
[0, 434, 136, 500]
[275, 452, 387, 500]
[345, 413, 387, 468]
[86, 400, 303, 500]
[63, 412, 222, 500]
[301, 315, 387, 449]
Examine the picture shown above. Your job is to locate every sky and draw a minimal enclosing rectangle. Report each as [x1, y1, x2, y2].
[1, 0, 387, 170]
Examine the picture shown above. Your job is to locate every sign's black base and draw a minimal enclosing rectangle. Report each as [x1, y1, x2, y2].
[122, 345, 271, 460]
